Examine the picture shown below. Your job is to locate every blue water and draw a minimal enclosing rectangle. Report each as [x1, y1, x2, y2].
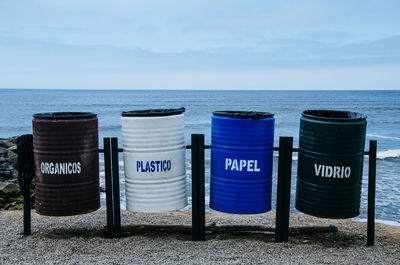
[1, 89, 399, 224]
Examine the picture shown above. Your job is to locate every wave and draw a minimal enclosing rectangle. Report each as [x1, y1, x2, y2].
[274, 150, 400, 161]
[377, 149, 400, 160]
[367, 134, 400, 141]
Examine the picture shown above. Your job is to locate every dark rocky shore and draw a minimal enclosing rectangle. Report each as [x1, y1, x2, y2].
[0, 136, 35, 210]
[0, 137, 23, 209]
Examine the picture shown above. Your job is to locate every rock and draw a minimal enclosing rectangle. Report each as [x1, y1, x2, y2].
[0, 170, 12, 178]
[0, 163, 9, 171]
[9, 169, 18, 182]
[7, 145, 17, 153]
[0, 147, 8, 156]
[0, 182, 21, 209]
[7, 150, 17, 165]
[4, 202, 20, 210]
[0, 139, 11, 148]
[8, 137, 17, 144]
[0, 136, 35, 210]
[0, 182, 20, 194]
[0, 137, 29, 210]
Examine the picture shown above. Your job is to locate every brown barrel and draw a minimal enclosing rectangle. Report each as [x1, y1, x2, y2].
[33, 112, 100, 216]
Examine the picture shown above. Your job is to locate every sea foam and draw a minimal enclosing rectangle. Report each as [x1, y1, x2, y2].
[368, 134, 400, 141]
[377, 149, 400, 160]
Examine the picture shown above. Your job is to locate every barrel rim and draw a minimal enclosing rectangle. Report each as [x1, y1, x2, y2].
[302, 110, 367, 122]
[122, 107, 185, 117]
[33, 112, 97, 120]
[213, 111, 274, 119]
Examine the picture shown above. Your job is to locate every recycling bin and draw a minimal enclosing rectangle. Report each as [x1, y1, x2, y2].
[210, 111, 275, 214]
[33, 112, 100, 216]
[122, 108, 187, 212]
[296, 110, 367, 218]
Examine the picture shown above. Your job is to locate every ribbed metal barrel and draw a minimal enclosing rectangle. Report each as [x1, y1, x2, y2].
[33, 112, 100, 216]
[210, 111, 275, 214]
[122, 108, 187, 212]
[296, 110, 367, 218]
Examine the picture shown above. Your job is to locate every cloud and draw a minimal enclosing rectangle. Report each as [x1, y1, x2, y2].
[0, 1, 399, 89]
[2, 0, 399, 52]
[1, 35, 400, 78]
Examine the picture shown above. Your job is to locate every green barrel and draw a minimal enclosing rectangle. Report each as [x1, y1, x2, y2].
[295, 110, 367, 218]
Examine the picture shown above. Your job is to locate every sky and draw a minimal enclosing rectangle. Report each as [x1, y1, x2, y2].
[0, 0, 399, 90]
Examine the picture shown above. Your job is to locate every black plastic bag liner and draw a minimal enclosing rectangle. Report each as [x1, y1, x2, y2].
[302, 110, 367, 122]
[213, 111, 274, 120]
[122, 108, 185, 117]
[33, 112, 97, 120]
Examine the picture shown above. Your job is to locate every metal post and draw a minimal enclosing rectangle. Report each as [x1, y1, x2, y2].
[191, 134, 206, 241]
[103, 138, 114, 238]
[275, 137, 293, 242]
[111, 137, 121, 238]
[17, 134, 34, 236]
[23, 180, 31, 235]
[367, 140, 377, 246]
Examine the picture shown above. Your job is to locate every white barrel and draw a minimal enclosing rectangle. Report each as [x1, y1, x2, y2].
[121, 108, 187, 212]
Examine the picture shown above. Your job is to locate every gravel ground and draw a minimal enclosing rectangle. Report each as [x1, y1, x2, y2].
[1, 210, 399, 265]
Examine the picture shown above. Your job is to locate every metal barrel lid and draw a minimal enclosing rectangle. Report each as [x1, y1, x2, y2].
[33, 112, 97, 120]
[122, 107, 185, 117]
[302, 110, 367, 122]
[213, 111, 274, 120]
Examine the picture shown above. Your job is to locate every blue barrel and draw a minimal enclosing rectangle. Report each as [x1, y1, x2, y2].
[210, 111, 275, 214]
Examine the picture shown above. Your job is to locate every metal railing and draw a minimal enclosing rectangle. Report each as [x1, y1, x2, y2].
[19, 135, 377, 246]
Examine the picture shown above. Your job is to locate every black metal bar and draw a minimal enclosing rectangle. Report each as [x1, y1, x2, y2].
[281, 137, 293, 242]
[17, 134, 34, 236]
[275, 137, 293, 242]
[103, 138, 114, 238]
[111, 137, 122, 238]
[98, 148, 104, 153]
[23, 179, 31, 235]
[367, 140, 377, 247]
[191, 134, 206, 241]
[274, 147, 299, 152]
[186, 145, 211, 150]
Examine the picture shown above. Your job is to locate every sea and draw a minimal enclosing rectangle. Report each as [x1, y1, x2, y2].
[1, 89, 399, 225]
